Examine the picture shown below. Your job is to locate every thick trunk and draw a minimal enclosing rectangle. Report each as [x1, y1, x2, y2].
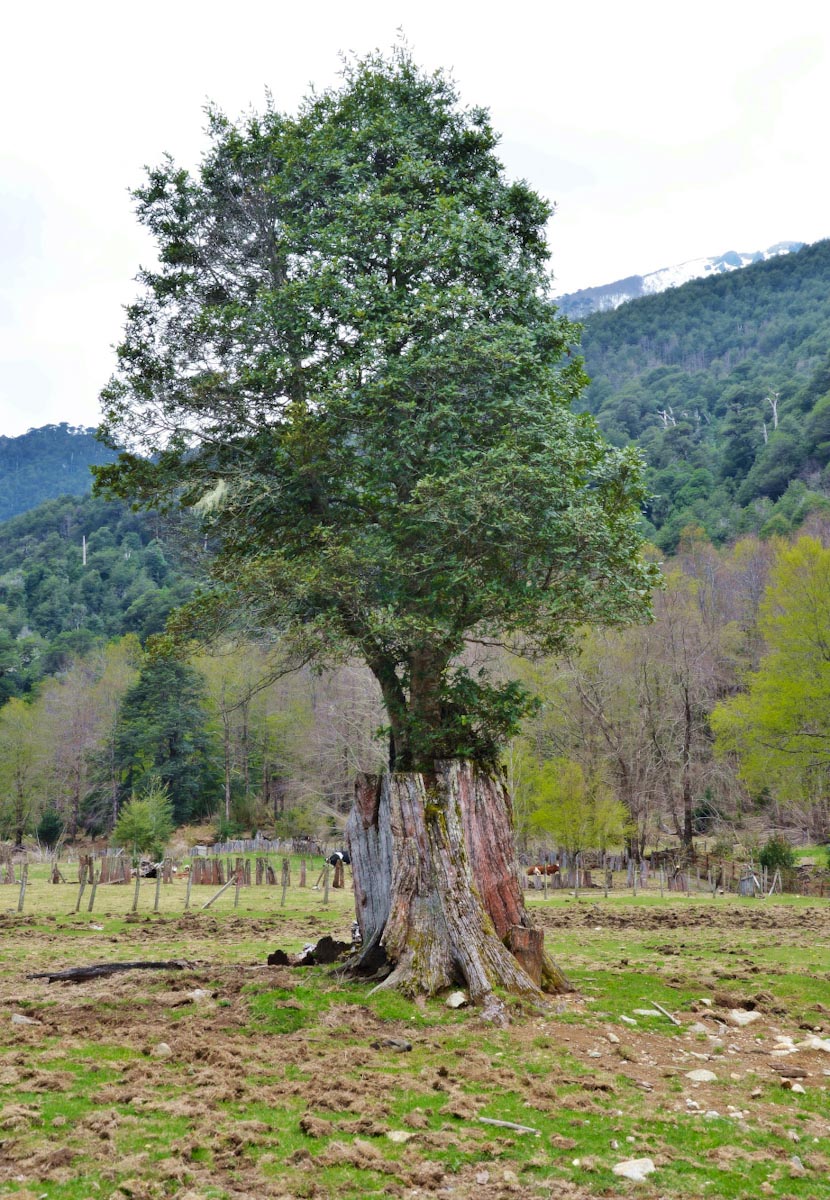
[346, 760, 569, 1005]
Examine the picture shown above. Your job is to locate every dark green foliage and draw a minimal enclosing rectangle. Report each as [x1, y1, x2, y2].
[96, 48, 658, 772]
[113, 658, 220, 823]
[578, 240, 830, 549]
[0, 424, 118, 522]
[36, 808, 64, 848]
[0, 493, 195, 699]
[758, 835, 797, 872]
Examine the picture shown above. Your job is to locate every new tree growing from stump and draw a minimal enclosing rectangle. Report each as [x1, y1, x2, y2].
[96, 47, 659, 1006]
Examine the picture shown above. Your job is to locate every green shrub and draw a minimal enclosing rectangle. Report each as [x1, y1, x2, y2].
[113, 781, 174, 862]
[36, 808, 64, 849]
[758, 834, 797, 871]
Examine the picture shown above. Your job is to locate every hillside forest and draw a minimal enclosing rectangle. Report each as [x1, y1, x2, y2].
[4, 240, 830, 856]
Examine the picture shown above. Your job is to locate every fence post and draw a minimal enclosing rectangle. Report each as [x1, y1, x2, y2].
[185, 864, 193, 911]
[299, 859, 306, 887]
[153, 864, 163, 913]
[322, 862, 330, 905]
[281, 858, 290, 907]
[131, 867, 141, 913]
[16, 863, 28, 913]
[87, 864, 99, 913]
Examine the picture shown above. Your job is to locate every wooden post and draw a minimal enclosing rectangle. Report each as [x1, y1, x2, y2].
[153, 865, 162, 913]
[299, 859, 306, 887]
[603, 852, 608, 899]
[185, 865, 193, 910]
[202, 873, 236, 910]
[659, 867, 664, 898]
[281, 858, 289, 907]
[87, 865, 98, 912]
[234, 868, 242, 908]
[322, 862, 330, 905]
[131, 867, 141, 913]
[16, 863, 27, 913]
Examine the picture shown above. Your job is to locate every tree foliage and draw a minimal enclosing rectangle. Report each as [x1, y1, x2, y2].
[112, 781, 175, 861]
[112, 657, 220, 822]
[96, 48, 658, 771]
[712, 536, 830, 838]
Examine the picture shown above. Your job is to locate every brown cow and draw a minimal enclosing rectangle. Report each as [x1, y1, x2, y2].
[527, 863, 560, 877]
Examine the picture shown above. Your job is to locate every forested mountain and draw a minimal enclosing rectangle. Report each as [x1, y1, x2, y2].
[0, 424, 118, 522]
[577, 238, 830, 550]
[0, 493, 196, 703]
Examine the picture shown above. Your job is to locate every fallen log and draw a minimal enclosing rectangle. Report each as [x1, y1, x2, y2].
[27, 960, 192, 984]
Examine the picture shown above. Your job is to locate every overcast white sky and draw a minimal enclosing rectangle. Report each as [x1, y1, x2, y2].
[2, 1, 829, 437]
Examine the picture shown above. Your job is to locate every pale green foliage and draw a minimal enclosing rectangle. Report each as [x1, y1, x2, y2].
[0, 696, 44, 844]
[526, 756, 629, 855]
[112, 781, 175, 861]
[712, 536, 830, 836]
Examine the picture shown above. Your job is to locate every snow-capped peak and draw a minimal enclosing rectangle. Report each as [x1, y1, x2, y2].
[556, 242, 804, 319]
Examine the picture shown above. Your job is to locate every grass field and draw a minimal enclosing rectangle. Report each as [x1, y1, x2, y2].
[0, 866, 828, 1200]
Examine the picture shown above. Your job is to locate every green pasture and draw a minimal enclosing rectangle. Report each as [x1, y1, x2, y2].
[0, 883, 829, 1200]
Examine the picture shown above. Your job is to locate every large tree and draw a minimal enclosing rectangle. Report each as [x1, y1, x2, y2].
[96, 49, 658, 1006]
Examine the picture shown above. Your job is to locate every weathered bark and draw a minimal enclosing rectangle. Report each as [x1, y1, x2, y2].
[345, 760, 569, 1003]
[457, 764, 570, 993]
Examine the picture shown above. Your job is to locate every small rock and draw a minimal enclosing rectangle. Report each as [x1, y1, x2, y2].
[605, 1031, 620, 1044]
[698, 998, 713, 1007]
[685, 1099, 700, 1110]
[152, 1042, 172, 1058]
[704, 1110, 721, 1119]
[686, 1069, 718, 1083]
[633, 1008, 660, 1017]
[587, 1050, 602, 1059]
[797, 1034, 830, 1052]
[475, 1171, 489, 1185]
[790, 1155, 805, 1174]
[728, 1009, 761, 1028]
[11, 1013, 39, 1026]
[502, 1169, 519, 1184]
[445, 991, 468, 1009]
[620, 1015, 637, 1026]
[790, 1083, 806, 1094]
[386, 1130, 416, 1144]
[687, 1022, 709, 1035]
[187, 989, 210, 1002]
[612, 1158, 656, 1182]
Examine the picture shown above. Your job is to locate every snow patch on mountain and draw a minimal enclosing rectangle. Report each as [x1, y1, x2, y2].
[556, 242, 804, 319]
